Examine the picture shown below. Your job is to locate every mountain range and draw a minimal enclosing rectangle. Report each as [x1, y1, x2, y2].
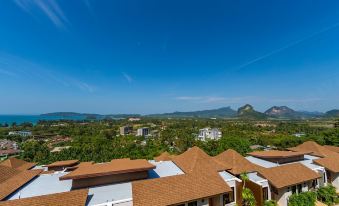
[41, 106, 339, 120]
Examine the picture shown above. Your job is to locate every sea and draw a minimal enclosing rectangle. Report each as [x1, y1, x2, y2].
[0, 115, 88, 125]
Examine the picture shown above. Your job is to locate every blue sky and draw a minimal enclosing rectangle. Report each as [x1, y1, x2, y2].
[0, 0, 339, 114]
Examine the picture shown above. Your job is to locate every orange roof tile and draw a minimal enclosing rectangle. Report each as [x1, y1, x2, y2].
[248, 150, 307, 158]
[154, 152, 175, 162]
[132, 170, 231, 206]
[288, 141, 337, 158]
[60, 159, 155, 180]
[0, 189, 88, 206]
[0, 169, 42, 200]
[0, 158, 36, 171]
[172, 146, 230, 173]
[46, 160, 79, 168]
[0, 166, 20, 184]
[314, 157, 339, 173]
[323, 145, 339, 153]
[258, 163, 320, 189]
[214, 149, 263, 175]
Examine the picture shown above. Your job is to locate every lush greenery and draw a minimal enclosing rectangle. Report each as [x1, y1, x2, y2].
[288, 191, 317, 206]
[0, 118, 337, 164]
[264, 200, 278, 206]
[316, 185, 339, 206]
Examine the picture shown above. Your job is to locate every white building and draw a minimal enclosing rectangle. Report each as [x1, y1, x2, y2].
[136, 127, 150, 137]
[8, 131, 32, 137]
[198, 128, 222, 141]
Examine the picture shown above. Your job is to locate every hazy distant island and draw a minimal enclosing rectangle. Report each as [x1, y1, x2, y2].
[40, 105, 339, 120]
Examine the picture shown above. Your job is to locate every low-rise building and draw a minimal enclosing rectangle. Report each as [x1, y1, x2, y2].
[136, 127, 149, 137]
[119, 126, 133, 136]
[8, 131, 32, 137]
[197, 128, 222, 141]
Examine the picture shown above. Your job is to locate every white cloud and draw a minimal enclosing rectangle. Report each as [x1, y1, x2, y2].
[14, 0, 70, 29]
[122, 72, 133, 83]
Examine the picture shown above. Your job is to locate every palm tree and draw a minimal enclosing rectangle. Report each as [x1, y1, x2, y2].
[240, 172, 256, 206]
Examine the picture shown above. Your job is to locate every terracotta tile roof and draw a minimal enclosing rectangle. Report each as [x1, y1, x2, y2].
[248, 150, 307, 158]
[288, 141, 337, 158]
[66, 161, 94, 171]
[132, 169, 231, 206]
[172, 146, 230, 173]
[0, 189, 88, 206]
[0, 166, 20, 183]
[154, 152, 175, 162]
[257, 163, 320, 189]
[214, 149, 263, 175]
[60, 159, 155, 180]
[0, 158, 36, 171]
[46, 160, 79, 168]
[314, 157, 339, 173]
[0, 168, 42, 200]
[323, 145, 339, 153]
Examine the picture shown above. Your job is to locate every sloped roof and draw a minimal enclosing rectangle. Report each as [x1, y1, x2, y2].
[323, 145, 339, 153]
[60, 159, 155, 180]
[172, 146, 230, 173]
[0, 168, 42, 200]
[132, 169, 231, 206]
[0, 166, 20, 183]
[258, 163, 320, 189]
[154, 152, 175, 162]
[0, 189, 88, 206]
[248, 150, 307, 158]
[215, 149, 263, 175]
[46, 160, 79, 168]
[314, 157, 339, 173]
[288, 141, 337, 158]
[0, 158, 36, 171]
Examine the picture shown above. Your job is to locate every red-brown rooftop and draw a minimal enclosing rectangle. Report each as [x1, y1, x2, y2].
[248, 150, 308, 158]
[60, 158, 155, 180]
[46, 160, 79, 168]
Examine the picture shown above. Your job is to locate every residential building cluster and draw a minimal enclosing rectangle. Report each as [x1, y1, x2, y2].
[119, 125, 151, 137]
[8, 130, 32, 137]
[0, 140, 20, 158]
[198, 127, 222, 141]
[0, 141, 338, 206]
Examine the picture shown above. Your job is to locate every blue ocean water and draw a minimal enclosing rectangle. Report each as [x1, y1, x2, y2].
[0, 115, 87, 125]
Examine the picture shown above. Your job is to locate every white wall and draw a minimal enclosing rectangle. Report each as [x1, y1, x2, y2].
[330, 172, 339, 191]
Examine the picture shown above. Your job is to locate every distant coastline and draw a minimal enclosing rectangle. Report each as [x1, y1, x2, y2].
[0, 115, 87, 125]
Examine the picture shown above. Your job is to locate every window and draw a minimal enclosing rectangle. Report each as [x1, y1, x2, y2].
[188, 201, 197, 206]
[312, 180, 317, 189]
[263, 187, 269, 200]
[292, 185, 297, 194]
[223, 188, 234, 204]
[297, 184, 302, 194]
[287, 187, 290, 192]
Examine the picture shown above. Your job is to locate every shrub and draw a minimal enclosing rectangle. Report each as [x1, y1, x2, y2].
[264, 200, 277, 206]
[317, 185, 339, 206]
[288, 191, 317, 206]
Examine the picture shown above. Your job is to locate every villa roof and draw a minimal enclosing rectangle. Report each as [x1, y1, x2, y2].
[215, 149, 263, 175]
[248, 150, 307, 159]
[46, 160, 79, 168]
[60, 159, 155, 180]
[154, 152, 175, 162]
[0, 189, 89, 206]
[314, 157, 339, 173]
[288, 141, 337, 158]
[258, 163, 320, 189]
[0, 167, 42, 200]
[132, 169, 231, 206]
[323, 145, 339, 153]
[0, 158, 36, 171]
[172, 146, 231, 173]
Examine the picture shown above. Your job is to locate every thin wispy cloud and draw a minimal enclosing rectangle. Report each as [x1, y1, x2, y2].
[0, 69, 17, 77]
[122, 72, 133, 83]
[14, 0, 70, 29]
[0, 52, 95, 93]
[236, 22, 339, 70]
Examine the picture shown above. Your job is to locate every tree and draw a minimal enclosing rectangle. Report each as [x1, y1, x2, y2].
[21, 140, 50, 164]
[288, 191, 316, 206]
[240, 173, 256, 206]
[264, 200, 277, 206]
